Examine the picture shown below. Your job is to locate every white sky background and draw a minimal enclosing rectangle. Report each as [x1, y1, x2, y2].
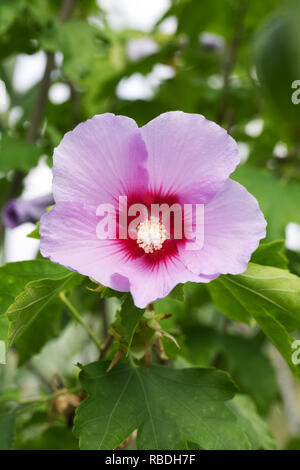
[2, 0, 300, 261]
[98, 0, 170, 31]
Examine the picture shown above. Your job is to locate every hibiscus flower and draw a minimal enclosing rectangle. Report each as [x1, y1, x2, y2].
[40, 111, 266, 308]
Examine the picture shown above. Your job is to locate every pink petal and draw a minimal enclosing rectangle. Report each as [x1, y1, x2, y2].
[128, 255, 217, 308]
[53, 113, 149, 208]
[40, 202, 131, 292]
[179, 179, 267, 275]
[141, 111, 240, 203]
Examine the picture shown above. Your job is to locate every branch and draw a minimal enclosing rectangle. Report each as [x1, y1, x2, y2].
[99, 334, 114, 360]
[269, 346, 300, 437]
[3, 0, 78, 203]
[217, 0, 248, 126]
[59, 0, 77, 22]
[59, 292, 102, 349]
[16, 386, 80, 412]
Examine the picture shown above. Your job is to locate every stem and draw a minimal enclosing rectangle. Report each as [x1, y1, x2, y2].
[7, 0, 77, 195]
[4, 50, 54, 202]
[59, 292, 102, 350]
[210, 317, 231, 368]
[59, 0, 77, 22]
[25, 52, 55, 145]
[18, 386, 79, 406]
[99, 334, 114, 360]
[116, 430, 137, 450]
[217, 0, 248, 126]
[26, 362, 53, 394]
[15, 387, 80, 416]
[269, 346, 300, 437]
[98, 297, 108, 341]
[24, 0, 77, 145]
[25, 0, 77, 144]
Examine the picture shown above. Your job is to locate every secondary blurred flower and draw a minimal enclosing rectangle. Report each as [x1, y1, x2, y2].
[127, 37, 158, 62]
[40, 112, 266, 308]
[199, 32, 225, 51]
[2, 194, 54, 228]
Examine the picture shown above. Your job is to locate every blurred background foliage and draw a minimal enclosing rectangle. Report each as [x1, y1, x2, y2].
[1, 0, 300, 450]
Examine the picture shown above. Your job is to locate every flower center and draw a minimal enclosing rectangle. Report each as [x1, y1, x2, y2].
[137, 216, 167, 253]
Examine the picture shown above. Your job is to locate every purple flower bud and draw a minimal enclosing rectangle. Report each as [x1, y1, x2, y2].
[2, 194, 54, 229]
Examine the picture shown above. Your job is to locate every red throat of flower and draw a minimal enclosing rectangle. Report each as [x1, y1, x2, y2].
[117, 190, 184, 264]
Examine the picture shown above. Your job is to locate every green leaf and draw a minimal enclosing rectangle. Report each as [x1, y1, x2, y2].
[286, 437, 300, 450]
[221, 334, 279, 413]
[184, 326, 278, 413]
[27, 221, 40, 239]
[0, 135, 42, 174]
[100, 286, 126, 300]
[74, 362, 250, 450]
[0, 260, 72, 316]
[0, 0, 25, 35]
[169, 283, 185, 302]
[41, 20, 100, 84]
[15, 425, 79, 450]
[208, 276, 253, 325]
[7, 271, 81, 347]
[208, 263, 300, 377]
[209, 263, 300, 330]
[250, 305, 300, 379]
[11, 299, 64, 365]
[109, 295, 155, 360]
[254, 11, 300, 124]
[118, 295, 145, 351]
[6, 265, 83, 364]
[0, 405, 15, 450]
[251, 240, 288, 269]
[228, 395, 276, 450]
[233, 166, 300, 241]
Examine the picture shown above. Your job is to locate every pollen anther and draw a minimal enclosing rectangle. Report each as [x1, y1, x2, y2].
[137, 216, 167, 253]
